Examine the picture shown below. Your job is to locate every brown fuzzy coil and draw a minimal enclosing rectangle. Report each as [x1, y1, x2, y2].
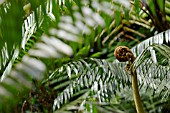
[114, 46, 135, 62]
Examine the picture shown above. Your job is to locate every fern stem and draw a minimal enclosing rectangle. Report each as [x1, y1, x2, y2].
[128, 53, 145, 113]
[131, 70, 145, 113]
[114, 46, 145, 113]
[127, 52, 145, 113]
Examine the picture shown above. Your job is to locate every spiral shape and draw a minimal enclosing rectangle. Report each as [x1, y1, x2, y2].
[114, 46, 145, 113]
[114, 46, 135, 62]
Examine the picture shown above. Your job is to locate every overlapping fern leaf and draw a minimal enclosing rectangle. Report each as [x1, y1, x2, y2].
[102, 0, 170, 61]
[0, 0, 114, 112]
[47, 31, 170, 113]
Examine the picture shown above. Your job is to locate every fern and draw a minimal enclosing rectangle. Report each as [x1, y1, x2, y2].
[0, 0, 170, 112]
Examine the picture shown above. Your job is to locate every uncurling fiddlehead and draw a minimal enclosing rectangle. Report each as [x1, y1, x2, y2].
[114, 46, 145, 113]
[114, 46, 135, 62]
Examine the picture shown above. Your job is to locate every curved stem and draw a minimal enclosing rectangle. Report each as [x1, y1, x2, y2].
[131, 70, 145, 113]
[114, 46, 145, 113]
[127, 53, 145, 113]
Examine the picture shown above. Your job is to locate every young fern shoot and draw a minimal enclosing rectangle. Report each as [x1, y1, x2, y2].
[114, 46, 145, 113]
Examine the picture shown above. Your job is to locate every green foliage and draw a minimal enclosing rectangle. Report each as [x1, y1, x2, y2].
[0, 0, 170, 112]
[132, 44, 170, 71]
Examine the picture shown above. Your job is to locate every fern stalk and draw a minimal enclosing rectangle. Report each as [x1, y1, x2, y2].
[114, 46, 145, 113]
[131, 70, 145, 113]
